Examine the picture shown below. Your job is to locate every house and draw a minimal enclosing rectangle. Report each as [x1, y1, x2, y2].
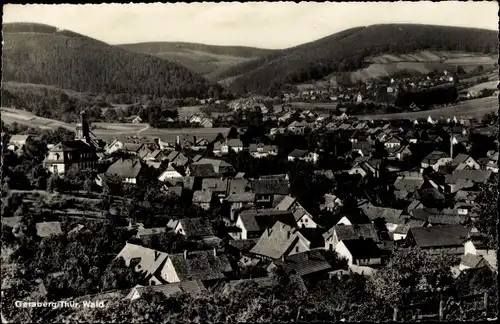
[393, 173, 425, 200]
[173, 218, 215, 240]
[463, 231, 497, 271]
[192, 158, 235, 175]
[35, 221, 63, 238]
[252, 178, 290, 207]
[199, 118, 213, 128]
[7, 134, 32, 153]
[192, 190, 214, 210]
[388, 145, 412, 161]
[334, 211, 372, 226]
[421, 151, 451, 172]
[226, 193, 256, 222]
[449, 153, 481, 171]
[249, 221, 313, 260]
[348, 159, 381, 178]
[221, 139, 244, 154]
[287, 120, 310, 134]
[166, 151, 190, 168]
[267, 250, 333, 280]
[392, 219, 427, 241]
[287, 149, 319, 163]
[160, 250, 233, 283]
[104, 158, 143, 185]
[43, 140, 98, 175]
[249, 144, 278, 158]
[351, 141, 374, 157]
[116, 243, 169, 285]
[383, 136, 402, 149]
[360, 204, 404, 232]
[125, 280, 206, 301]
[319, 194, 343, 212]
[158, 163, 184, 182]
[405, 225, 470, 255]
[323, 223, 380, 251]
[201, 178, 228, 199]
[235, 209, 296, 240]
[335, 238, 382, 267]
[292, 206, 318, 229]
[444, 170, 492, 193]
[186, 164, 218, 179]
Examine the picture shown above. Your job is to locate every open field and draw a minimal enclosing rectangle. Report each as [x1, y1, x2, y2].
[2, 107, 230, 141]
[290, 102, 338, 109]
[338, 51, 498, 83]
[356, 96, 498, 120]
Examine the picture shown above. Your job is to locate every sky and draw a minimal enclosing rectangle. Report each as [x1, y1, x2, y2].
[3, 2, 498, 49]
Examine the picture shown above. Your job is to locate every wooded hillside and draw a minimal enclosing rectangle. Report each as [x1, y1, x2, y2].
[218, 24, 498, 95]
[2, 23, 214, 98]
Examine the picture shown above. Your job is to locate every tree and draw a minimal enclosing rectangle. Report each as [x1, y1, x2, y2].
[367, 247, 456, 306]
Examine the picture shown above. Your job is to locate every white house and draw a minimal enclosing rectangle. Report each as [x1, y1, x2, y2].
[158, 163, 183, 182]
[335, 239, 382, 267]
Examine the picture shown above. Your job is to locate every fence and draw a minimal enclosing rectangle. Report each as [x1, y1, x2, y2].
[393, 291, 489, 321]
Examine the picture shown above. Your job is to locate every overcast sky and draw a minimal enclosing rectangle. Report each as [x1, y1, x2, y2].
[3, 2, 498, 49]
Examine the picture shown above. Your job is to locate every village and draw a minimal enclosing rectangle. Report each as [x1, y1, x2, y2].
[1, 96, 498, 321]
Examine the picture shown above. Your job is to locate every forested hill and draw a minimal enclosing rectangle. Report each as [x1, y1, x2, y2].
[217, 24, 498, 95]
[118, 42, 276, 77]
[2, 23, 215, 98]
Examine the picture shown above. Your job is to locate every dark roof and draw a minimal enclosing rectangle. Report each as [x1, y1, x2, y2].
[408, 225, 470, 248]
[50, 140, 95, 153]
[106, 159, 142, 179]
[288, 149, 309, 158]
[445, 170, 492, 184]
[342, 238, 382, 259]
[239, 209, 296, 232]
[131, 280, 206, 299]
[252, 179, 290, 195]
[250, 221, 303, 259]
[228, 178, 250, 194]
[427, 214, 468, 225]
[201, 179, 228, 193]
[189, 164, 218, 178]
[450, 153, 473, 167]
[178, 218, 215, 237]
[169, 250, 233, 281]
[226, 193, 255, 203]
[361, 204, 404, 224]
[325, 224, 379, 242]
[423, 151, 449, 164]
[272, 250, 332, 277]
[166, 186, 183, 197]
[460, 253, 487, 269]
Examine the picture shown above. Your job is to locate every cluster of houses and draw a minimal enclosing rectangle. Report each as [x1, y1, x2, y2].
[282, 70, 456, 105]
[2, 106, 498, 307]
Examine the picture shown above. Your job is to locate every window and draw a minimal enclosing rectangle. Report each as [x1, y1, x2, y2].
[295, 246, 299, 252]
[52, 165, 58, 173]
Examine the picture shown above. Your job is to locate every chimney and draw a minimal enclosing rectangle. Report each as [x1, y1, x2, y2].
[176, 136, 181, 146]
[213, 247, 217, 257]
[183, 250, 188, 260]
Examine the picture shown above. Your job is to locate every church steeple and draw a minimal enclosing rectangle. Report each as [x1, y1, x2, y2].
[75, 109, 91, 143]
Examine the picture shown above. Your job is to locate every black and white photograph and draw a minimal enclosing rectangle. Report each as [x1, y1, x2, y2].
[1, 1, 498, 322]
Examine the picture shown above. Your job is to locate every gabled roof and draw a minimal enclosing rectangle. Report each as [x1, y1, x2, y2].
[271, 250, 332, 277]
[275, 195, 297, 211]
[177, 217, 215, 237]
[194, 158, 233, 173]
[116, 243, 168, 278]
[422, 151, 449, 164]
[445, 170, 492, 184]
[228, 178, 249, 195]
[408, 225, 470, 248]
[227, 138, 243, 147]
[201, 179, 228, 193]
[106, 158, 142, 179]
[127, 280, 206, 300]
[324, 224, 380, 243]
[226, 193, 255, 203]
[450, 153, 475, 167]
[9, 134, 30, 142]
[250, 221, 306, 259]
[393, 219, 426, 235]
[188, 164, 218, 178]
[460, 253, 487, 269]
[49, 140, 95, 153]
[394, 176, 424, 193]
[342, 238, 382, 259]
[361, 204, 404, 224]
[252, 179, 290, 195]
[168, 250, 233, 281]
[238, 209, 296, 232]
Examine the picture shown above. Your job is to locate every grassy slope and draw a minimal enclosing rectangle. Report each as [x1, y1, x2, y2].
[118, 42, 276, 78]
[217, 24, 497, 94]
[2, 22, 213, 97]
